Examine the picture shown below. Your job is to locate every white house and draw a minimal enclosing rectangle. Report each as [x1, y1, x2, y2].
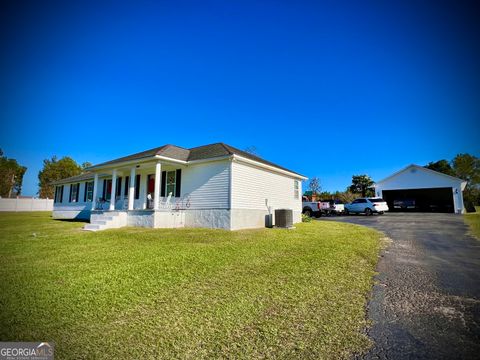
[374, 164, 467, 214]
[52, 143, 306, 231]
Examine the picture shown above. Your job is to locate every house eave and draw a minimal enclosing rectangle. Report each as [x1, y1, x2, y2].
[232, 154, 307, 180]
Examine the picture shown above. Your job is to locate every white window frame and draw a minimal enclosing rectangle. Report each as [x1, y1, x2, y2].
[86, 182, 94, 202]
[70, 183, 79, 203]
[165, 170, 176, 197]
[294, 180, 299, 199]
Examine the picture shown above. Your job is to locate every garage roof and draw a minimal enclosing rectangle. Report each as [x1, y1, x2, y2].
[375, 164, 467, 190]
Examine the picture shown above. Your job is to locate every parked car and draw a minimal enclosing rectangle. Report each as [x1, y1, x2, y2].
[344, 198, 389, 215]
[393, 199, 416, 210]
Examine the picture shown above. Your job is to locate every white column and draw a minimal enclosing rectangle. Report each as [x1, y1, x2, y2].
[91, 173, 99, 210]
[109, 169, 117, 211]
[128, 167, 136, 210]
[154, 162, 162, 210]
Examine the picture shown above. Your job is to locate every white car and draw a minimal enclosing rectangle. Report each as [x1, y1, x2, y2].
[344, 198, 389, 215]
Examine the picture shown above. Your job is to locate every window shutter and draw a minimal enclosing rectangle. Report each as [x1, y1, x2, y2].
[69, 185, 73, 202]
[84, 183, 87, 202]
[160, 171, 166, 197]
[135, 174, 141, 199]
[175, 169, 182, 197]
[76, 183, 80, 202]
[60, 185, 64, 203]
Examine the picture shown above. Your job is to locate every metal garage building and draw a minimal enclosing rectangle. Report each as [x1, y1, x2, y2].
[374, 164, 467, 214]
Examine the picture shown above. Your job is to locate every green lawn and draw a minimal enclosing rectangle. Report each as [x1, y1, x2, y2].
[0, 212, 383, 359]
[465, 207, 480, 240]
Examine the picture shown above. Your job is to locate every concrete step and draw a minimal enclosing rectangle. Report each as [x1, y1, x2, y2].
[85, 211, 127, 231]
[83, 224, 105, 231]
[91, 220, 108, 226]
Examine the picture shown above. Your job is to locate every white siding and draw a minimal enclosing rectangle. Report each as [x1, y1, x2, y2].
[376, 167, 464, 191]
[231, 161, 302, 212]
[181, 160, 230, 209]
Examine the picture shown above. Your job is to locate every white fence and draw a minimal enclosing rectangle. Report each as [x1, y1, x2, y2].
[0, 198, 54, 212]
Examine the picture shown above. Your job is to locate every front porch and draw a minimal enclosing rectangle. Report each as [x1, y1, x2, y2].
[90, 160, 184, 213]
[83, 159, 188, 231]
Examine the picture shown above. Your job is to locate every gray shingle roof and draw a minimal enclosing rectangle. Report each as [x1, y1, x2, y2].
[87, 143, 304, 177]
[50, 172, 95, 185]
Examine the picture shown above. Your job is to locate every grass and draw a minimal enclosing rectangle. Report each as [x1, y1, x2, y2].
[464, 206, 480, 240]
[0, 212, 383, 359]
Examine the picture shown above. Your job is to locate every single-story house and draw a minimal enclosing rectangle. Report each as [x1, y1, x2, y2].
[374, 164, 467, 214]
[52, 143, 306, 231]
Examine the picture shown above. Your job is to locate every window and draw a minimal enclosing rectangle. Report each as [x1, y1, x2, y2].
[54, 185, 64, 203]
[116, 177, 122, 197]
[160, 169, 181, 197]
[84, 182, 94, 202]
[294, 180, 299, 199]
[165, 171, 176, 197]
[124, 176, 129, 196]
[69, 183, 80, 203]
[353, 199, 367, 203]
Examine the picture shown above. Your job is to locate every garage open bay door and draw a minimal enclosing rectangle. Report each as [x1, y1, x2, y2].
[382, 188, 454, 213]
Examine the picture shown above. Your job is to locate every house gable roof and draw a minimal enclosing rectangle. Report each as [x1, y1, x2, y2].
[375, 164, 466, 186]
[87, 142, 305, 177]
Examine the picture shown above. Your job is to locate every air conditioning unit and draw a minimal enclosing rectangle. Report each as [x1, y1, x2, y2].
[275, 209, 293, 228]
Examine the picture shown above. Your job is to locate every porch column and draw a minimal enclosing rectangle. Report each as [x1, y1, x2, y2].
[109, 169, 117, 211]
[91, 173, 99, 210]
[154, 162, 162, 210]
[128, 167, 136, 210]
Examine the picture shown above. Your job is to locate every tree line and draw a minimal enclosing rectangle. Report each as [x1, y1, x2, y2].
[425, 154, 480, 206]
[0, 150, 89, 199]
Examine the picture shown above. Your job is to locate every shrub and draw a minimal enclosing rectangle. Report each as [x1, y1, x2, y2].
[302, 213, 312, 222]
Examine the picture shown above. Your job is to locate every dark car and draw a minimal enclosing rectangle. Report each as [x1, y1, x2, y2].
[393, 199, 416, 210]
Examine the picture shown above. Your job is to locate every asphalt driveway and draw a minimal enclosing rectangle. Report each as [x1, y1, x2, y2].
[320, 213, 480, 359]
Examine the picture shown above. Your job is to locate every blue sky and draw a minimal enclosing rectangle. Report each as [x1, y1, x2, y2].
[1, 0, 479, 196]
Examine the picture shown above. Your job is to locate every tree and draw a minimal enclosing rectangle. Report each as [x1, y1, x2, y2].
[244, 146, 259, 156]
[349, 174, 374, 197]
[335, 190, 357, 204]
[452, 153, 480, 206]
[452, 154, 480, 185]
[308, 177, 321, 196]
[0, 149, 27, 197]
[425, 160, 455, 177]
[81, 162, 93, 170]
[38, 156, 82, 199]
